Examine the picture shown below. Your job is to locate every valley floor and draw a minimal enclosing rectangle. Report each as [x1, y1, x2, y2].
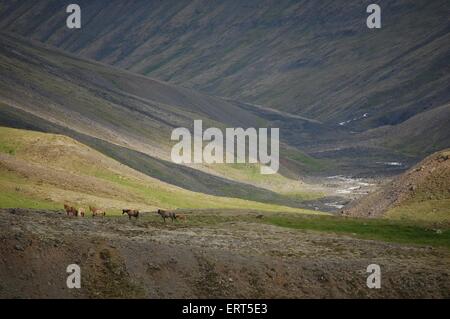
[1, 209, 449, 298]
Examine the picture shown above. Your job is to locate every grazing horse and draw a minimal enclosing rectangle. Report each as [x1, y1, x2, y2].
[157, 209, 176, 223]
[122, 209, 139, 220]
[89, 205, 106, 217]
[64, 204, 77, 217]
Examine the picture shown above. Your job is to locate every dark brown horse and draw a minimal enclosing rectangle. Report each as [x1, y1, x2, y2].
[122, 209, 139, 220]
[64, 204, 77, 217]
[157, 209, 176, 223]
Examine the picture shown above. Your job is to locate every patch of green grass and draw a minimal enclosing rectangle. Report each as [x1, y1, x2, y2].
[211, 162, 290, 186]
[282, 191, 325, 201]
[264, 214, 450, 248]
[87, 162, 323, 213]
[385, 199, 450, 225]
[282, 148, 328, 171]
[0, 144, 16, 155]
[0, 189, 59, 210]
[209, 163, 324, 200]
[0, 127, 23, 155]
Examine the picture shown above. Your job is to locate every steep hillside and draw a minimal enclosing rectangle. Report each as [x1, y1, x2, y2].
[344, 149, 450, 223]
[0, 32, 337, 207]
[363, 103, 450, 156]
[1, 0, 448, 134]
[0, 126, 319, 214]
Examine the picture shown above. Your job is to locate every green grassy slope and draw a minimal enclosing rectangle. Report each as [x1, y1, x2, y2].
[364, 103, 450, 156]
[0, 126, 323, 215]
[0, 105, 325, 209]
[263, 214, 450, 248]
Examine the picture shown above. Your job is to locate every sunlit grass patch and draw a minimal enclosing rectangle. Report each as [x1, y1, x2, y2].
[263, 214, 450, 248]
[0, 189, 59, 210]
[385, 199, 450, 225]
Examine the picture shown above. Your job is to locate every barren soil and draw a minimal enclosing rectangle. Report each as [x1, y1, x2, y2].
[1, 209, 449, 298]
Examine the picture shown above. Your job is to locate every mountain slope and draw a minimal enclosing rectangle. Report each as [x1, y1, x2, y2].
[344, 149, 450, 223]
[2, 105, 332, 208]
[0, 32, 339, 208]
[363, 103, 450, 156]
[0, 31, 426, 182]
[1, 0, 448, 134]
[0, 126, 320, 214]
[0, 31, 333, 167]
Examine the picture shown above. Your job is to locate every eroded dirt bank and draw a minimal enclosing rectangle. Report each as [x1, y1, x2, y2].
[0, 209, 449, 298]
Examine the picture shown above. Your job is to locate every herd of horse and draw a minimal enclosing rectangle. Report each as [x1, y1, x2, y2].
[63, 204, 187, 222]
[63, 204, 105, 217]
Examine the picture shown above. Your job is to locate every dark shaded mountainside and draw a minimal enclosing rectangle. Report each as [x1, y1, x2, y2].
[0, 32, 330, 209]
[344, 149, 450, 223]
[0, 30, 418, 187]
[1, 0, 449, 158]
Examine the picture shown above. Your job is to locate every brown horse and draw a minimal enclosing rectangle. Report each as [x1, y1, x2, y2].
[64, 204, 77, 217]
[157, 209, 176, 223]
[89, 205, 106, 217]
[122, 209, 139, 220]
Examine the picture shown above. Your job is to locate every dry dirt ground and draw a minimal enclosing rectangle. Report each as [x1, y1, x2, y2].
[0, 209, 449, 299]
